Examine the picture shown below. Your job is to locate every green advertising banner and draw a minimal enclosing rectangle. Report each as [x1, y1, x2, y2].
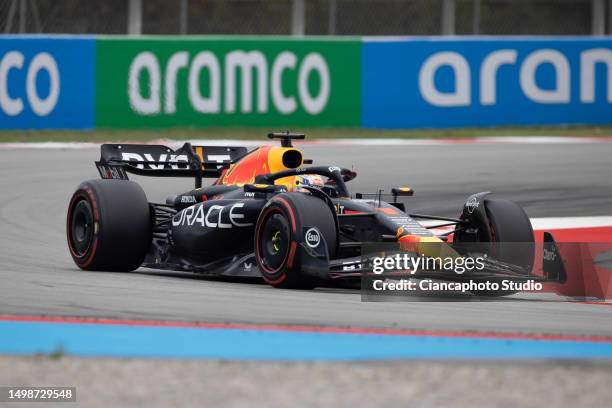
[96, 37, 361, 128]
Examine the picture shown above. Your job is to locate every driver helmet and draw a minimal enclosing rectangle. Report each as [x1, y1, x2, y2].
[296, 174, 325, 188]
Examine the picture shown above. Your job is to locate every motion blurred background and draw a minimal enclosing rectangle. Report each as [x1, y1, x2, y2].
[1, 0, 609, 36]
[3, 0, 611, 134]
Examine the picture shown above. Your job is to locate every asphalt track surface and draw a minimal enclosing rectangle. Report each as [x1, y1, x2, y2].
[1, 142, 611, 337]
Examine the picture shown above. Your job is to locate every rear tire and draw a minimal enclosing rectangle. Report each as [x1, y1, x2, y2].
[67, 179, 151, 271]
[255, 193, 337, 289]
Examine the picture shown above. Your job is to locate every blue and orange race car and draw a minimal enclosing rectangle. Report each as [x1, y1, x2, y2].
[67, 132, 565, 293]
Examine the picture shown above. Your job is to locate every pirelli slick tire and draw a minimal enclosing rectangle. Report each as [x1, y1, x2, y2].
[67, 179, 151, 272]
[472, 199, 534, 297]
[255, 193, 337, 289]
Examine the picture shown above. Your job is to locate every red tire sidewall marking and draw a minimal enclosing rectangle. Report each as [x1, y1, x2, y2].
[255, 207, 289, 285]
[286, 242, 297, 269]
[66, 187, 99, 268]
[255, 202, 296, 285]
[272, 197, 296, 233]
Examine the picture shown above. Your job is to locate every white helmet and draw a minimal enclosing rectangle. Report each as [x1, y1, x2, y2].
[297, 174, 325, 188]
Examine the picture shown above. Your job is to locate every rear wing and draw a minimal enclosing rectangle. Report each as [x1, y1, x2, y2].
[96, 142, 248, 188]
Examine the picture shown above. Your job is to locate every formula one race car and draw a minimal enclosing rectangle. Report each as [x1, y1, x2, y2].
[67, 133, 565, 292]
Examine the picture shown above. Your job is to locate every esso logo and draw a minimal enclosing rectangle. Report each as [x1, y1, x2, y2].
[0, 51, 60, 116]
[305, 227, 321, 248]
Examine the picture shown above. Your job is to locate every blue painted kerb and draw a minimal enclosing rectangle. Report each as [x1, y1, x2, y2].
[1, 321, 612, 360]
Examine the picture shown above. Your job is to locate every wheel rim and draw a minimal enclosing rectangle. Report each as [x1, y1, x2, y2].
[271, 230, 282, 253]
[260, 213, 290, 272]
[70, 199, 94, 257]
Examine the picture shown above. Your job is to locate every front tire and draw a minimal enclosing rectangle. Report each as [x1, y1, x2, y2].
[254, 193, 337, 289]
[67, 179, 151, 271]
[455, 198, 534, 297]
[483, 199, 535, 273]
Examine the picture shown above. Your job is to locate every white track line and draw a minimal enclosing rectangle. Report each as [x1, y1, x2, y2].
[178, 137, 612, 146]
[529, 216, 612, 230]
[423, 216, 612, 233]
[1, 136, 611, 150]
[0, 142, 100, 149]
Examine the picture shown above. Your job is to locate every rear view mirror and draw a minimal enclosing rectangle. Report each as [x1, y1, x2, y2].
[392, 187, 414, 197]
